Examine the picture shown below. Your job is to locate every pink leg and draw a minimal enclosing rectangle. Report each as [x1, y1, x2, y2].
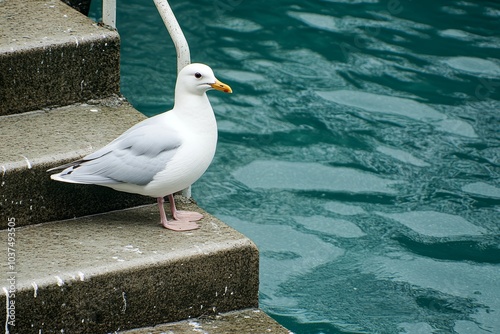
[157, 197, 169, 226]
[156, 196, 202, 231]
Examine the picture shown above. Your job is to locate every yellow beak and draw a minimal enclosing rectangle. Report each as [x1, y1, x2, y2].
[210, 79, 233, 93]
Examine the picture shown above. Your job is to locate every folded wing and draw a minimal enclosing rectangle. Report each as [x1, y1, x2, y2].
[49, 119, 182, 186]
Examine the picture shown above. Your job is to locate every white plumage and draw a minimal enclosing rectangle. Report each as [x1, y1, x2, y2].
[49, 63, 232, 231]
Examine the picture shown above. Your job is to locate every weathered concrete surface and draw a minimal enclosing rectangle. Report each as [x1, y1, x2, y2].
[0, 98, 153, 228]
[0, 201, 260, 334]
[0, 0, 120, 115]
[120, 309, 291, 334]
[61, 0, 92, 15]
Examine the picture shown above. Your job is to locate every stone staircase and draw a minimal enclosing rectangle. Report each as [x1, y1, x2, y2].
[0, 1, 289, 333]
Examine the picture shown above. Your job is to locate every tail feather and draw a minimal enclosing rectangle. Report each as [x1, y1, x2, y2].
[49, 162, 120, 185]
[47, 160, 83, 173]
[50, 172, 86, 184]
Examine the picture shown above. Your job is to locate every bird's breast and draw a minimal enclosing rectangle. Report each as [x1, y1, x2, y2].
[142, 126, 217, 197]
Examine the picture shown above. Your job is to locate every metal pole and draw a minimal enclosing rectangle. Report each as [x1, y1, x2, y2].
[153, 0, 191, 73]
[102, 0, 116, 28]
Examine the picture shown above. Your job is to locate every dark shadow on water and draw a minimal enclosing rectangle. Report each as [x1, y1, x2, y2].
[395, 235, 500, 264]
[270, 314, 353, 334]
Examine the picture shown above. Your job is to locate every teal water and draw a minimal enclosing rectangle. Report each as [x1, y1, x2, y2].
[90, 1, 500, 333]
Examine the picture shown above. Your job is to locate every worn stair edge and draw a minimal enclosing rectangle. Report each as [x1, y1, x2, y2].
[119, 308, 291, 334]
[0, 98, 155, 228]
[0, 201, 260, 334]
[0, 0, 120, 115]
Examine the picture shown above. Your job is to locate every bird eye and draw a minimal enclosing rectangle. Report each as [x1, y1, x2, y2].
[194, 72, 202, 79]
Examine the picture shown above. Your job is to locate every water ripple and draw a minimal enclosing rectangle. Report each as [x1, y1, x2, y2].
[296, 215, 366, 238]
[376, 211, 486, 237]
[232, 160, 402, 194]
[462, 182, 500, 199]
[443, 57, 500, 77]
[317, 90, 445, 121]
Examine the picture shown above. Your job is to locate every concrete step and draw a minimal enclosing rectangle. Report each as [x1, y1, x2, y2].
[119, 308, 291, 334]
[0, 97, 154, 228]
[0, 201, 259, 334]
[0, 0, 120, 115]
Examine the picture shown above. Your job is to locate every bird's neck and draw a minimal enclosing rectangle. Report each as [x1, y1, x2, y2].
[173, 92, 217, 130]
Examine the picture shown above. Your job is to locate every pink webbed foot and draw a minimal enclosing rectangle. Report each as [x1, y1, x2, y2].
[168, 194, 204, 223]
[173, 210, 203, 222]
[157, 195, 203, 232]
[162, 219, 200, 231]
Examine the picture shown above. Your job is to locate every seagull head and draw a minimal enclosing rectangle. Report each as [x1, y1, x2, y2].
[176, 63, 232, 96]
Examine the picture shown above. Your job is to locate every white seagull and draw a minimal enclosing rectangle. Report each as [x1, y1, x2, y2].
[48, 63, 232, 231]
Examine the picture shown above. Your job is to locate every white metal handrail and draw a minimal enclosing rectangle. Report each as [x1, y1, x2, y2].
[101, 0, 193, 196]
[153, 0, 191, 73]
[102, 0, 191, 72]
[102, 0, 116, 28]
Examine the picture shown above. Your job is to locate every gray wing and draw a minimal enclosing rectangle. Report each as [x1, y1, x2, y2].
[52, 118, 182, 185]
